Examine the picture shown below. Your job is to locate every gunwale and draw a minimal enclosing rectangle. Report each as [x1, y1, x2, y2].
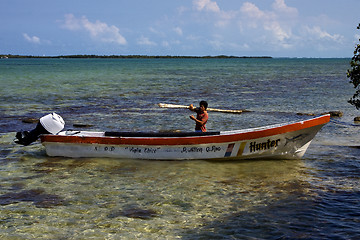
[40, 114, 330, 146]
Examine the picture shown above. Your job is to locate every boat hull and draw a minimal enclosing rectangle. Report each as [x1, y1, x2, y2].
[41, 115, 330, 160]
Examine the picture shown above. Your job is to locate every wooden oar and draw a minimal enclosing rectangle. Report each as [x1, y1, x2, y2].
[158, 103, 249, 114]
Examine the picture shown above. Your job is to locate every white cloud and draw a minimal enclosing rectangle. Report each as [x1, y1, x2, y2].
[272, 0, 298, 16]
[193, 0, 235, 28]
[193, 0, 220, 13]
[23, 33, 41, 44]
[174, 27, 183, 36]
[188, 0, 320, 53]
[303, 26, 344, 43]
[61, 14, 127, 45]
[240, 1, 292, 44]
[137, 36, 157, 46]
[62, 14, 82, 31]
[176, 0, 348, 56]
[264, 21, 291, 42]
[240, 2, 266, 20]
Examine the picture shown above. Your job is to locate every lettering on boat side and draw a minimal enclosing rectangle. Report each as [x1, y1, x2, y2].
[144, 147, 159, 153]
[249, 139, 280, 153]
[94, 146, 115, 152]
[94, 146, 161, 154]
[181, 146, 222, 154]
[93, 145, 222, 155]
[126, 147, 142, 153]
[181, 147, 203, 153]
[124, 147, 160, 154]
[206, 146, 222, 152]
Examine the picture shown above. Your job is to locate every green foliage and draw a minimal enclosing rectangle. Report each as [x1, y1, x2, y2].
[348, 23, 360, 109]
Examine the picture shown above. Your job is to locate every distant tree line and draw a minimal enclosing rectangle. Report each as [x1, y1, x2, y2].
[0, 54, 272, 59]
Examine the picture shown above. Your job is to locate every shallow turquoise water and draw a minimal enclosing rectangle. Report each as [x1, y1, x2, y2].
[0, 58, 359, 239]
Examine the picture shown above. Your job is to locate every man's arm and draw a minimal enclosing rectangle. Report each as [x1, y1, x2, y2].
[190, 114, 207, 126]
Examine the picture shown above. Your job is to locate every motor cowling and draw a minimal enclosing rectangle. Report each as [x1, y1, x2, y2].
[15, 113, 65, 146]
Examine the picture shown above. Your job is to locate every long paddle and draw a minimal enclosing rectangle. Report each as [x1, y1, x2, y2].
[158, 103, 250, 114]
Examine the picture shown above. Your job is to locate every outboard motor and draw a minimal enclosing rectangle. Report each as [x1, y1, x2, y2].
[15, 113, 65, 146]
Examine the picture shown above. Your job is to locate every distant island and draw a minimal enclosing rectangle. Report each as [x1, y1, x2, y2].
[0, 54, 272, 59]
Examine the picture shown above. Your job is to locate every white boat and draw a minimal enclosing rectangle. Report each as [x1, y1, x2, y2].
[39, 114, 330, 160]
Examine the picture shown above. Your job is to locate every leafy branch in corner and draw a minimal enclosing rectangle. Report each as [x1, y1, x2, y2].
[347, 23, 360, 109]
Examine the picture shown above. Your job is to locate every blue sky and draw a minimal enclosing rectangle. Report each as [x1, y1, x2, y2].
[1, 0, 359, 57]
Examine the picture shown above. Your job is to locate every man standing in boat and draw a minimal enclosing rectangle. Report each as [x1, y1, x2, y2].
[189, 101, 208, 132]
